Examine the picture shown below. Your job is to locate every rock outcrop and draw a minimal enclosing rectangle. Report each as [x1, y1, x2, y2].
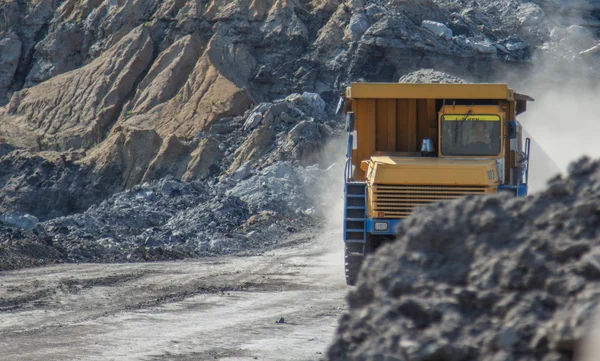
[0, 35, 21, 105]
[0, 27, 154, 150]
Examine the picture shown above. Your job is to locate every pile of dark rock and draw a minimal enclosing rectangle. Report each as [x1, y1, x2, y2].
[0, 158, 342, 270]
[327, 157, 600, 361]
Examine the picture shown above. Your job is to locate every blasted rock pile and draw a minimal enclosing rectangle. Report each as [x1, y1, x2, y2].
[0, 160, 340, 270]
[399, 69, 467, 84]
[327, 157, 600, 361]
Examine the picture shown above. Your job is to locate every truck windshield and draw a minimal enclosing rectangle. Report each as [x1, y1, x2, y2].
[441, 115, 501, 156]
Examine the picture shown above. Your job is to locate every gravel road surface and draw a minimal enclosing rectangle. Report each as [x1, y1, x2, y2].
[0, 231, 347, 360]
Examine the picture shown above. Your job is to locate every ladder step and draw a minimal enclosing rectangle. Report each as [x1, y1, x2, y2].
[347, 195, 365, 198]
[346, 229, 365, 233]
[346, 206, 365, 209]
[346, 218, 366, 221]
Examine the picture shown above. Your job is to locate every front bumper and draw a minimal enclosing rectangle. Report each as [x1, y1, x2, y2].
[365, 218, 402, 236]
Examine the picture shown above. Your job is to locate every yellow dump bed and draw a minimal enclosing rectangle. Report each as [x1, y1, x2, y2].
[347, 83, 515, 100]
[345, 83, 531, 182]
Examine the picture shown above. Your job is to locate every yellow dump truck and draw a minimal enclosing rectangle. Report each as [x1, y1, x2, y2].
[338, 83, 533, 285]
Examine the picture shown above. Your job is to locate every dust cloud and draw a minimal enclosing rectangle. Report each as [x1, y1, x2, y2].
[313, 133, 347, 273]
[502, 31, 600, 356]
[517, 58, 600, 192]
[316, 133, 347, 230]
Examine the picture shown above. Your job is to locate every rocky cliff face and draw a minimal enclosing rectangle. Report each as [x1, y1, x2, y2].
[0, 0, 599, 220]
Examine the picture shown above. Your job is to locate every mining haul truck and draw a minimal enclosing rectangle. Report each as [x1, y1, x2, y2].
[338, 83, 533, 285]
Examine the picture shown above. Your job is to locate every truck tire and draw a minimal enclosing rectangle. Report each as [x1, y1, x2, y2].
[345, 245, 364, 286]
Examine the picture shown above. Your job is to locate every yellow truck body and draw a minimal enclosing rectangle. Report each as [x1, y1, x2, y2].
[341, 82, 533, 285]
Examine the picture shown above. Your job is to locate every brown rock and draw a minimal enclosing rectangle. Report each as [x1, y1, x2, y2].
[314, 5, 350, 57]
[124, 28, 256, 139]
[309, 0, 342, 13]
[226, 126, 276, 175]
[183, 138, 222, 181]
[142, 135, 192, 183]
[0, 27, 154, 150]
[126, 34, 203, 115]
[83, 127, 162, 189]
[249, 0, 269, 20]
[83, 127, 222, 190]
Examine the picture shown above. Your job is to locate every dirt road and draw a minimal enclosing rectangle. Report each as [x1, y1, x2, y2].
[0, 231, 348, 360]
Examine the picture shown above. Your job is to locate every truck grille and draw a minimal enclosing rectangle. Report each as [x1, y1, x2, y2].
[372, 184, 487, 218]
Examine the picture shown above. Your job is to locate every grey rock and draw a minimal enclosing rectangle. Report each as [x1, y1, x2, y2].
[285, 92, 326, 118]
[580, 43, 600, 57]
[279, 112, 298, 124]
[517, 3, 545, 27]
[232, 162, 252, 181]
[582, 248, 600, 279]
[495, 328, 519, 349]
[0, 143, 14, 156]
[345, 13, 369, 42]
[422, 20, 452, 40]
[471, 39, 498, 55]
[0, 35, 21, 105]
[505, 41, 528, 52]
[0, 213, 39, 230]
[555, 25, 597, 53]
[399, 69, 467, 84]
[243, 112, 264, 131]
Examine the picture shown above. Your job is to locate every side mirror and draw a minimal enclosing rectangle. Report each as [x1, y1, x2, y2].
[420, 138, 436, 156]
[360, 160, 369, 172]
[506, 120, 517, 139]
[346, 112, 355, 132]
[336, 96, 346, 115]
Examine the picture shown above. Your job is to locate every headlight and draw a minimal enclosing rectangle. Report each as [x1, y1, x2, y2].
[374, 222, 388, 231]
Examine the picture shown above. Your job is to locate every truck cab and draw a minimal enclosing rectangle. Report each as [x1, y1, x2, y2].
[340, 83, 533, 285]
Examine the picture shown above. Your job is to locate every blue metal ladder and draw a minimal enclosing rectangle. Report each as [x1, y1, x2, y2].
[344, 182, 366, 244]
